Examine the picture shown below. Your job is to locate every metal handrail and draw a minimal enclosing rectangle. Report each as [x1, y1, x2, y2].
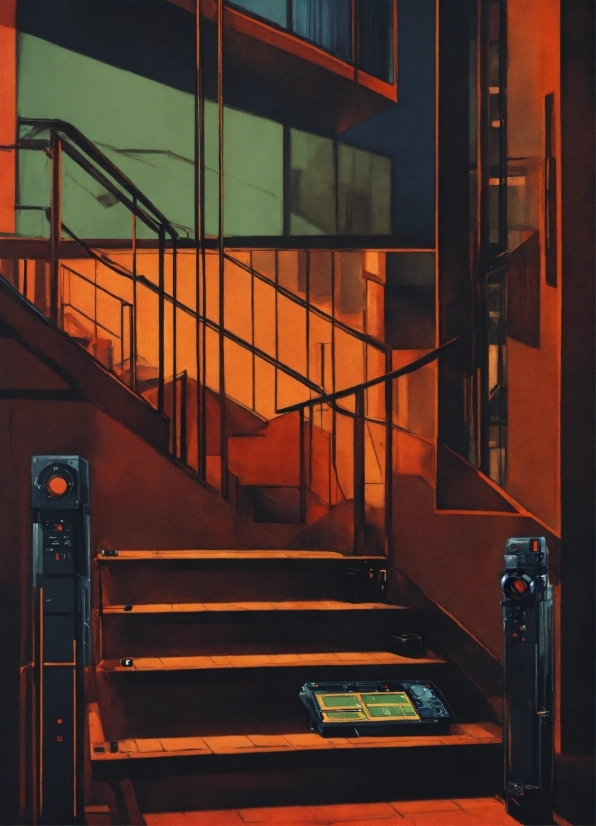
[62, 225, 324, 398]
[224, 252, 388, 354]
[278, 333, 469, 413]
[19, 119, 177, 238]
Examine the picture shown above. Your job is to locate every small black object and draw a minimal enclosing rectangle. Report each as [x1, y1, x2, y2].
[120, 658, 134, 667]
[300, 679, 455, 737]
[109, 741, 119, 753]
[390, 632, 424, 658]
[123, 605, 133, 612]
[101, 549, 118, 557]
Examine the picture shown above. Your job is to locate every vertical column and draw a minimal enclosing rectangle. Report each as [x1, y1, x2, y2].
[353, 389, 366, 554]
[0, 0, 16, 234]
[217, 0, 228, 498]
[50, 135, 62, 326]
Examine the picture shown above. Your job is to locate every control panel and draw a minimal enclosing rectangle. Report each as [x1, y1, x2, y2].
[300, 679, 455, 737]
[31, 456, 90, 826]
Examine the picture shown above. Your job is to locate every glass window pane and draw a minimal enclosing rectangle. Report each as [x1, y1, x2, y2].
[337, 143, 391, 235]
[290, 129, 336, 235]
[357, 0, 393, 81]
[293, 0, 351, 62]
[228, 0, 288, 28]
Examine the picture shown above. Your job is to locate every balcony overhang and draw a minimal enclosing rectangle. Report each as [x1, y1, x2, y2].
[171, 0, 397, 134]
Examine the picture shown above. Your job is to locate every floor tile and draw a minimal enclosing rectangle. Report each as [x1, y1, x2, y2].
[452, 798, 503, 811]
[135, 738, 164, 753]
[159, 737, 210, 752]
[247, 734, 294, 748]
[283, 733, 334, 749]
[183, 811, 246, 825]
[391, 801, 462, 814]
[238, 802, 398, 823]
[203, 735, 255, 753]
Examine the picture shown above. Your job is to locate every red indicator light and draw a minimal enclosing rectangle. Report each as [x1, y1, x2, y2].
[531, 539, 539, 552]
[46, 474, 69, 498]
[56, 524, 63, 532]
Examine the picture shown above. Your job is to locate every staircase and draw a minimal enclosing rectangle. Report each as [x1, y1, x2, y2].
[87, 550, 501, 822]
[0, 120, 508, 823]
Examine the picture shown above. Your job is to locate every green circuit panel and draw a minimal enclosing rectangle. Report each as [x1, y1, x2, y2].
[321, 711, 368, 722]
[314, 690, 420, 722]
[362, 692, 420, 720]
[315, 693, 362, 709]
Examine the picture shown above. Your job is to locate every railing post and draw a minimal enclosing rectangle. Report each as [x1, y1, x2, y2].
[128, 305, 134, 389]
[131, 206, 137, 392]
[180, 370, 188, 465]
[157, 225, 165, 414]
[384, 371, 393, 560]
[171, 238, 178, 458]
[299, 407, 307, 523]
[353, 388, 366, 555]
[217, 0, 229, 498]
[50, 134, 62, 325]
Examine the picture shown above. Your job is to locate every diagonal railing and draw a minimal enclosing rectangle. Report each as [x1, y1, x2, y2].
[278, 333, 470, 556]
[2, 119, 324, 496]
[2, 117, 455, 543]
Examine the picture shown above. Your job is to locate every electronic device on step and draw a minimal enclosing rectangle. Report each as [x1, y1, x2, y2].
[300, 679, 455, 737]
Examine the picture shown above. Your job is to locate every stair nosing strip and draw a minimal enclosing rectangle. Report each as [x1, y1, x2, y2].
[90, 724, 502, 761]
[97, 652, 446, 672]
[101, 601, 410, 614]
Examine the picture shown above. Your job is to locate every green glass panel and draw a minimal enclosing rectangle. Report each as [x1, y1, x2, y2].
[337, 143, 391, 235]
[290, 129, 336, 235]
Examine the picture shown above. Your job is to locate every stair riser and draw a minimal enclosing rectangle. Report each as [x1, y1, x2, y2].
[96, 663, 448, 739]
[101, 611, 423, 658]
[99, 560, 385, 605]
[93, 745, 502, 812]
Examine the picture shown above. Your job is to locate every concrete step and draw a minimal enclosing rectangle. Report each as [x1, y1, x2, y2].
[99, 602, 422, 659]
[97, 550, 387, 605]
[93, 653, 452, 740]
[89, 710, 502, 812]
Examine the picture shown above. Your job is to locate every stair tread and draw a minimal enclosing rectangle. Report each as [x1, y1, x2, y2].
[103, 601, 407, 614]
[99, 550, 384, 561]
[90, 723, 502, 761]
[98, 651, 445, 671]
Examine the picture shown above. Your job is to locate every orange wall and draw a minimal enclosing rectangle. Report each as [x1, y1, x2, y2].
[0, 0, 16, 233]
[505, 0, 561, 532]
[391, 473, 560, 663]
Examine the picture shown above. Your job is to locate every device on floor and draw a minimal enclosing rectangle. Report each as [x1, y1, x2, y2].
[300, 679, 455, 737]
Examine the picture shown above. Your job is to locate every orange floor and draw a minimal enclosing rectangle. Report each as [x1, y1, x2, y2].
[143, 797, 519, 825]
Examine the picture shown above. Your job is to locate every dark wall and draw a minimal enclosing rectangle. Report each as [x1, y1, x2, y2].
[0, 373, 235, 821]
[559, 0, 595, 769]
[338, 0, 436, 246]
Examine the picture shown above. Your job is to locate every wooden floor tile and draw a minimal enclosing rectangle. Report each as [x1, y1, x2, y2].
[159, 737, 210, 752]
[135, 738, 164, 753]
[202, 735, 255, 753]
[452, 798, 504, 810]
[391, 800, 462, 814]
[283, 733, 334, 749]
[238, 802, 398, 823]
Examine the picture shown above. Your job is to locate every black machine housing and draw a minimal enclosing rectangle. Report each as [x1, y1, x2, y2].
[31, 456, 90, 825]
[501, 536, 554, 825]
[300, 679, 455, 737]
